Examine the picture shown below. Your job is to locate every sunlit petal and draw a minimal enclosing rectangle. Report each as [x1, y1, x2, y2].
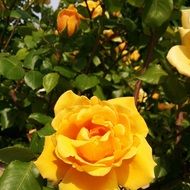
[59, 168, 118, 190]
[167, 45, 190, 77]
[34, 135, 69, 183]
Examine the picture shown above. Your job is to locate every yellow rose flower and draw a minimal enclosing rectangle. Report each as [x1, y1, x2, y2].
[80, 0, 103, 19]
[34, 90, 156, 190]
[167, 9, 190, 77]
[57, 5, 83, 36]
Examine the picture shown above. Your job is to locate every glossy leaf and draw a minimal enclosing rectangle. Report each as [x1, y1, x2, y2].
[143, 0, 173, 28]
[54, 66, 76, 78]
[0, 161, 41, 190]
[23, 51, 39, 70]
[0, 147, 35, 164]
[43, 73, 60, 93]
[137, 64, 168, 84]
[29, 113, 52, 125]
[24, 71, 43, 90]
[0, 58, 24, 80]
[37, 123, 55, 137]
[74, 74, 99, 91]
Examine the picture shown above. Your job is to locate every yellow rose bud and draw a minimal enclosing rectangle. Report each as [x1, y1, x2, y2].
[57, 5, 83, 36]
[34, 90, 156, 190]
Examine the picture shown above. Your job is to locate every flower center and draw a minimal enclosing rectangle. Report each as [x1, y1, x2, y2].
[89, 126, 107, 137]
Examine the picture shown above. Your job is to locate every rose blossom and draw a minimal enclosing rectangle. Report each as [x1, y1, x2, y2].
[167, 9, 190, 77]
[34, 90, 156, 190]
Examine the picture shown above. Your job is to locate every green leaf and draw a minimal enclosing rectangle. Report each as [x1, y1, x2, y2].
[16, 48, 28, 60]
[43, 73, 60, 93]
[10, 10, 21, 18]
[0, 108, 12, 130]
[30, 133, 44, 154]
[143, 0, 173, 28]
[24, 35, 36, 49]
[24, 71, 43, 90]
[137, 64, 168, 84]
[74, 74, 99, 91]
[154, 157, 167, 179]
[0, 147, 35, 164]
[162, 76, 188, 104]
[29, 113, 52, 125]
[93, 56, 101, 66]
[0, 58, 24, 80]
[119, 18, 137, 32]
[93, 85, 105, 100]
[104, 0, 122, 12]
[128, 0, 144, 7]
[23, 51, 39, 70]
[43, 187, 56, 190]
[0, 161, 41, 190]
[37, 123, 55, 137]
[54, 66, 76, 78]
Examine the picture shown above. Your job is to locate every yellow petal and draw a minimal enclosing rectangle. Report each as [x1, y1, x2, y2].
[179, 27, 190, 47]
[92, 5, 103, 18]
[167, 45, 190, 77]
[57, 13, 68, 33]
[77, 135, 113, 163]
[55, 134, 112, 176]
[51, 110, 67, 131]
[59, 168, 118, 190]
[115, 136, 156, 190]
[55, 134, 78, 159]
[54, 90, 89, 115]
[181, 9, 190, 29]
[34, 135, 69, 183]
[108, 97, 148, 136]
[67, 15, 78, 36]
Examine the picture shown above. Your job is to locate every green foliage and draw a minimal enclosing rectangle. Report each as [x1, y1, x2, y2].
[0, 57, 25, 80]
[143, 0, 173, 28]
[0, 146, 35, 164]
[137, 63, 168, 84]
[0, 0, 190, 189]
[0, 161, 41, 190]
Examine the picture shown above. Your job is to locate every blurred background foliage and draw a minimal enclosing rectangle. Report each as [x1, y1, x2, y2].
[0, 0, 190, 189]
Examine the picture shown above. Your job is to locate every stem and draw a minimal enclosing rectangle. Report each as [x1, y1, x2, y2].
[3, 19, 19, 51]
[133, 33, 158, 105]
[84, 0, 93, 29]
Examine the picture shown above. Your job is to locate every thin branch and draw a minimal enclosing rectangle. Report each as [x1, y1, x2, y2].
[84, 0, 93, 29]
[84, 0, 92, 19]
[133, 33, 158, 106]
[3, 19, 19, 51]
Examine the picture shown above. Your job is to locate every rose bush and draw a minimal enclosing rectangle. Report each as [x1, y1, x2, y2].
[34, 90, 156, 190]
[167, 9, 190, 77]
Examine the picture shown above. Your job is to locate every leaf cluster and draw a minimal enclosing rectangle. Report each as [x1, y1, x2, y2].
[0, 0, 190, 189]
